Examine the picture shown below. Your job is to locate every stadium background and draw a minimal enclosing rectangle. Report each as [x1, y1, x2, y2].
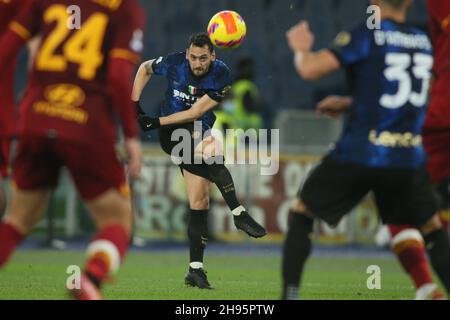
[10, 0, 431, 247]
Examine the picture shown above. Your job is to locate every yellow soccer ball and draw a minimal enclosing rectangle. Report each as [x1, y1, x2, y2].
[207, 11, 247, 49]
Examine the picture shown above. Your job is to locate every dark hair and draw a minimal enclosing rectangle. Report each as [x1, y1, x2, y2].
[188, 33, 214, 53]
[381, 0, 408, 9]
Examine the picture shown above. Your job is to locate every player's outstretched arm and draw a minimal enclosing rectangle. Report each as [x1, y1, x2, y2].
[316, 96, 353, 118]
[132, 59, 161, 131]
[108, 57, 140, 138]
[124, 137, 143, 179]
[135, 94, 218, 131]
[286, 21, 340, 80]
[136, 89, 220, 132]
[108, 58, 143, 178]
[159, 95, 218, 127]
[131, 59, 155, 103]
[136, 95, 218, 132]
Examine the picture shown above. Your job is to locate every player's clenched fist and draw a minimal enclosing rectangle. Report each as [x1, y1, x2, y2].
[138, 114, 160, 131]
[286, 21, 315, 53]
[135, 101, 160, 131]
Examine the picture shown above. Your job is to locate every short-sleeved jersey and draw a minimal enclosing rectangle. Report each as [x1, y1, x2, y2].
[0, 0, 24, 137]
[427, 0, 450, 77]
[328, 19, 433, 169]
[8, 0, 145, 143]
[152, 52, 232, 132]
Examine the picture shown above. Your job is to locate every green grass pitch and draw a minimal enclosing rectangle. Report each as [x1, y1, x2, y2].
[0, 249, 435, 300]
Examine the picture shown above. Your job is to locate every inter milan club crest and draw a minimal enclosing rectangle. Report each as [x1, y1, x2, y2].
[188, 85, 198, 95]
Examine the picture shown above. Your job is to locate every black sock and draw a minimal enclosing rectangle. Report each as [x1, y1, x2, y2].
[282, 212, 314, 300]
[85, 271, 102, 289]
[205, 157, 240, 211]
[424, 228, 450, 294]
[188, 210, 209, 265]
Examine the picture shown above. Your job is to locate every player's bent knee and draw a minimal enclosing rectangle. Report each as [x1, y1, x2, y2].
[4, 208, 46, 235]
[293, 198, 309, 215]
[3, 216, 29, 236]
[93, 207, 133, 234]
[198, 136, 224, 159]
[87, 190, 133, 233]
[5, 190, 50, 234]
[190, 198, 210, 211]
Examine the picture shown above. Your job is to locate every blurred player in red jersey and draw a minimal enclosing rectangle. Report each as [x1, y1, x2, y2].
[0, 0, 23, 216]
[0, 0, 145, 300]
[424, 0, 450, 230]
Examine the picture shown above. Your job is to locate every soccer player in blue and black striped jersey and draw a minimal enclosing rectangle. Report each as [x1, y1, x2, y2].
[282, 0, 450, 300]
[132, 33, 266, 290]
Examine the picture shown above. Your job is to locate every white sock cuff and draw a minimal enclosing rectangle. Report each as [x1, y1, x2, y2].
[232, 206, 246, 216]
[391, 229, 424, 248]
[190, 262, 204, 269]
[87, 240, 121, 274]
[415, 283, 438, 300]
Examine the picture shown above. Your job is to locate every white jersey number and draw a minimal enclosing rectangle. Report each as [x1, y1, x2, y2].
[380, 53, 433, 109]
